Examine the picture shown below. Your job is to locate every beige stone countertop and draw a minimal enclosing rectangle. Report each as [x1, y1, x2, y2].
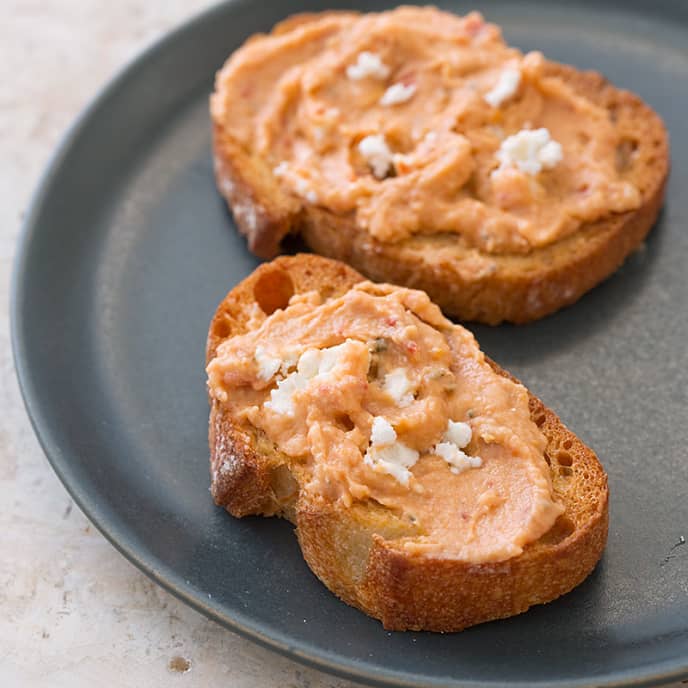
[0, 2, 684, 687]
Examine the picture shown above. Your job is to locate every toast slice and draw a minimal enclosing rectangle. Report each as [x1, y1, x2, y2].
[210, 8, 668, 325]
[206, 254, 609, 631]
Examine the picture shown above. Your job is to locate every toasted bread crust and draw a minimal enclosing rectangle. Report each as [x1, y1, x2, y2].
[206, 255, 609, 631]
[212, 29, 668, 324]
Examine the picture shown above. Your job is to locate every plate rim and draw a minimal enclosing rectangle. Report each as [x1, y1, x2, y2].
[9, 1, 688, 686]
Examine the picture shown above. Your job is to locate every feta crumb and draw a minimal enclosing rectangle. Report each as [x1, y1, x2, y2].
[346, 51, 390, 80]
[364, 442, 419, 485]
[264, 372, 309, 416]
[296, 349, 320, 379]
[296, 341, 355, 380]
[255, 346, 282, 381]
[380, 82, 417, 106]
[358, 134, 394, 179]
[484, 68, 521, 108]
[434, 441, 482, 474]
[383, 368, 416, 407]
[444, 420, 472, 448]
[370, 416, 397, 446]
[279, 351, 299, 376]
[432, 419, 481, 474]
[265, 341, 358, 416]
[494, 127, 562, 176]
[364, 415, 418, 485]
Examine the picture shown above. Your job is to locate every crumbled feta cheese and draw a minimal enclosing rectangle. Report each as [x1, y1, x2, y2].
[265, 341, 360, 416]
[494, 127, 562, 176]
[255, 346, 282, 381]
[383, 368, 416, 407]
[484, 68, 521, 108]
[444, 420, 472, 448]
[296, 341, 352, 380]
[346, 51, 390, 80]
[364, 415, 418, 485]
[434, 441, 482, 474]
[365, 442, 419, 485]
[279, 351, 299, 376]
[380, 82, 417, 106]
[432, 419, 481, 474]
[370, 416, 397, 446]
[264, 372, 309, 416]
[538, 138, 563, 168]
[316, 344, 342, 375]
[358, 134, 394, 179]
[296, 349, 320, 379]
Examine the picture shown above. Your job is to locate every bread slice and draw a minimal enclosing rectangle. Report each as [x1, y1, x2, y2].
[206, 254, 609, 631]
[210, 10, 668, 325]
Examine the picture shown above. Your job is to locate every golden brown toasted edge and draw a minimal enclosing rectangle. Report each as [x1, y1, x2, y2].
[206, 255, 609, 631]
[211, 29, 669, 323]
[295, 363, 608, 631]
[304, 63, 668, 325]
[294, 64, 669, 324]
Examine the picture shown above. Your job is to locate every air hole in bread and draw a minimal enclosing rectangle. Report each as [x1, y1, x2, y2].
[539, 514, 576, 545]
[560, 465, 573, 477]
[534, 414, 546, 428]
[214, 315, 233, 339]
[543, 451, 552, 466]
[334, 413, 356, 432]
[562, 439, 573, 450]
[616, 138, 638, 172]
[253, 268, 295, 314]
[557, 450, 573, 467]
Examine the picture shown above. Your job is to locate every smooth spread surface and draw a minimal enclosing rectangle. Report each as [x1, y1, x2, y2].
[212, 6, 641, 255]
[207, 283, 564, 561]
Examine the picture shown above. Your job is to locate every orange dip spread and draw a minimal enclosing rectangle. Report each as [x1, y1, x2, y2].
[207, 282, 564, 562]
[211, 6, 641, 255]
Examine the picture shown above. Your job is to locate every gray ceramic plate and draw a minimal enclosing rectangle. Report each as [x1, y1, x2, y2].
[11, 1, 688, 686]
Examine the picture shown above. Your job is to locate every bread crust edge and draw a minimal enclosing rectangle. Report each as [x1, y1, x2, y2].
[211, 50, 669, 324]
[206, 255, 609, 631]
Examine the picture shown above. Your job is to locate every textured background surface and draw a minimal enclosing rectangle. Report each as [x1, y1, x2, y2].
[0, 2, 684, 687]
